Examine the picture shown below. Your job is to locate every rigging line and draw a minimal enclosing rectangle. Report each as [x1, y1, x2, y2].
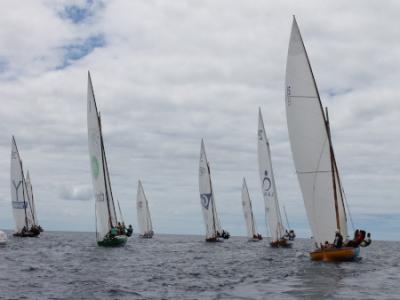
[297, 170, 331, 174]
[341, 183, 355, 232]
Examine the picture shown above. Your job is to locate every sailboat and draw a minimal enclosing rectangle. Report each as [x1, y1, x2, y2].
[199, 139, 230, 242]
[257, 109, 293, 247]
[87, 72, 129, 247]
[137, 180, 154, 238]
[0, 231, 7, 245]
[285, 17, 370, 261]
[10, 136, 41, 237]
[241, 178, 262, 241]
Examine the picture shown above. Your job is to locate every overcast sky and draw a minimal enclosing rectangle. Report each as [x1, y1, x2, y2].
[0, 0, 398, 240]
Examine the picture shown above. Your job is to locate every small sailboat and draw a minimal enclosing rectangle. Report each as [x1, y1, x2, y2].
[10, 136, 41, 237]
[241, 178, 262, 241]
[136, 180, 154, 238]
[87, 72, 129, 247]
[199, 139, 230, 242]
[0, 231, 7, 245]
[257, 109, 293, 247]
[285, 17, 371, 261]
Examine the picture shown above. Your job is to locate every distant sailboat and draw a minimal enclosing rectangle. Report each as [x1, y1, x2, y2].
[241, 178, 262, 241]
[137, 180, 154, 238]
[257, 109, 293, 247]
[10, 136, 41, 237]
[87, 72, 129, 247]
[199, 139, 230, 242]
[285, 17, 370, 261]
[0, 231, 7, 245]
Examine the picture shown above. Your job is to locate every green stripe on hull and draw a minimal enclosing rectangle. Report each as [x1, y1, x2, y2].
[97, 235, 127, 247]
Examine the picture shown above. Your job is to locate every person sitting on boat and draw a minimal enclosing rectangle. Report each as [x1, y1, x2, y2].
[334, 230, 343, 248]
[288, 230, 296, 241]
[109, 227, 119, 238]
[221, 230, 230, 239]
[126, 225, 133, 237]
[360, 232, 372, 247]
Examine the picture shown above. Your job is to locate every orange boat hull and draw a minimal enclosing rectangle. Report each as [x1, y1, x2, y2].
[310, 247, 359, 262]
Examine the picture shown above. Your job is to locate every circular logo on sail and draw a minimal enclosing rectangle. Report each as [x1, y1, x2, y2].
[137, 201, 143, 208]
[262, 170, 272, 194]
[91, 156, 100, 179]
[258, 129, 263, 141]
[200, 193, 212, 209]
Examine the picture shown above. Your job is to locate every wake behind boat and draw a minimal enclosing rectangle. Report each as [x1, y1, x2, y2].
[285, 17, 371, 261]
[137, 180, 154, 238]
[241, 178, 262, 241]
[257, 109, 294, 247]
[87, 72, 132, 247]
[199, 139, 230, 242]
[10, 136, 42, 238]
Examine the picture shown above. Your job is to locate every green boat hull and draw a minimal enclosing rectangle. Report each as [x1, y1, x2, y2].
[97, 235, 127, 247]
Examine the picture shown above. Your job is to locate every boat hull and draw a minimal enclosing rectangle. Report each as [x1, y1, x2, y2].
[97, 235, 127, 247]
[310, 247, 360, 262]
[13, 231, 40, 238]
[270, 239, 292, 248]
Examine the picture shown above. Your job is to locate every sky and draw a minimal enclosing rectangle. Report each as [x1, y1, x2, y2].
[0, 0, 399, 240]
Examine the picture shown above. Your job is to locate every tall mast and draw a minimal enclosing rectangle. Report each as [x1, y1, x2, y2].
[98, 114, 113, 229]
[325, 108, 340, 231]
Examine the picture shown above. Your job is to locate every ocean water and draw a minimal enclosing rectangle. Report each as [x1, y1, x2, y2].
[0, 232, 398, 300]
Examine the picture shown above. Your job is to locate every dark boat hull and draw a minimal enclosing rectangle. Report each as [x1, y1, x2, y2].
[97, 235, 127, 247]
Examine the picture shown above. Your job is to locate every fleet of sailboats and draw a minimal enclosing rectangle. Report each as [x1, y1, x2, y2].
[137, 180, 154, 238]
[1, 18, 373, 262]
[199, 139, 230, 242]
[241, 178, 262, 241]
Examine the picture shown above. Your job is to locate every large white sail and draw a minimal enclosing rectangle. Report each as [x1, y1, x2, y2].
[285, 17, 347, 246]
[87, 73, 118, 240]
[25, 171, 38, 224]
[136, 180, 153, 235]
[241, 178, 257, 239]
[199, 139, 222, 239]
[257, 109, 285, 241]
[10, 137, 34, 232]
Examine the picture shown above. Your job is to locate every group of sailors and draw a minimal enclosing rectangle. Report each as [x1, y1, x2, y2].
[253, 233, 263, 240]
[217, 230, 230, 239]
[321, 229, 372, 249]
[106, 222, 133, 240]
[21, 224, 43, 235]
[284, 229, 296, 241]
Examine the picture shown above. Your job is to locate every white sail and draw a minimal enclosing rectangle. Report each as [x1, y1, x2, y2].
[25, 171, 38, 224]
[199, 139, 222, 239]
[241, 178, 257, 239]
[257, 109, 285, 241]
[87, 73, 118, 240]
[10, 137, 34, 233]
[285, 17, 347, 246]
[136, 180, 153, 235]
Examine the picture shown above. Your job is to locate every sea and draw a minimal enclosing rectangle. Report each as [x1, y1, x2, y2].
[0, 231, 398, 300]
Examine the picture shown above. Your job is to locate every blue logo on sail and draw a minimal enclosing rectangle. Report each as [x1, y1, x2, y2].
[12, 201, 27, 209]
[200, 193, 212, 209]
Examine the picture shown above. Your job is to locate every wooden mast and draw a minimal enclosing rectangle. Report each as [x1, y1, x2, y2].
[325, 107, 341, 232]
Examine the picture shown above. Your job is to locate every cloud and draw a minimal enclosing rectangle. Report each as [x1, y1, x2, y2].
[59, 185, 92, 201]
[0, 0, 398, 240]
